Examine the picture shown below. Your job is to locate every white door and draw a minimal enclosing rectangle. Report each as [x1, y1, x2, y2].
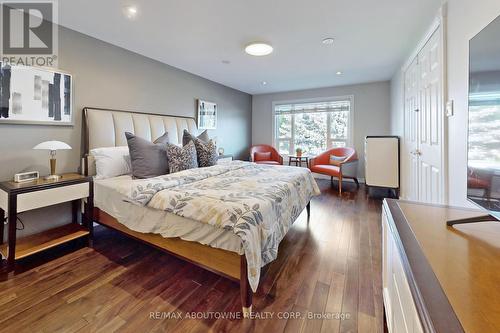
[403, 28, 445, 204]
[417, 30, 444, 204]
[403, 58, 420, 201]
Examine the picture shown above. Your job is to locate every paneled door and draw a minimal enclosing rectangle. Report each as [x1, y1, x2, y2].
[417, 30, 444, 203]
[403, 58, 420, 201]
[403, 27, 445, 204]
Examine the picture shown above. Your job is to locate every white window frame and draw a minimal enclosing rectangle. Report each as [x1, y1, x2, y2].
[271, 95, 354, 156]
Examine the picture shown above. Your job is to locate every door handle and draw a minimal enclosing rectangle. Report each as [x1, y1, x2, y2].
[415, 149, 422, 156]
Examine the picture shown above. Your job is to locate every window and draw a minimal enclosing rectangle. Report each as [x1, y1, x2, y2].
[273, 97, 353, 156]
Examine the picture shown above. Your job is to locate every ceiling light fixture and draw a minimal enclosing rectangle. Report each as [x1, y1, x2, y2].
[336, 71, 343, 75]
[221, 60, 231, 64]
[124, 6, 138, 19]
[261, 81, 267, 85]
[245, 42, 273, 56]
[322, 38, 335, 45]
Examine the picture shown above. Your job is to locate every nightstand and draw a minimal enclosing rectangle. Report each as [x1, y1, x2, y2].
[0, 173, 93, 271]
[217, 154, 234, 165]
[288, 155, 309, 167]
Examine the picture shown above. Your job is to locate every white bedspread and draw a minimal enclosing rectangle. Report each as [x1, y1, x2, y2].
[118, 161, 320, 292]
[94, 176, 244, 254]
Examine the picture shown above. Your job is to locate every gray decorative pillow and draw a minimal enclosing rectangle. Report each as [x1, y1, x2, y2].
[153, 132, 169, 144]
[194, 138, 218, 167]
[166, 141, 198, 173]
[182, 129, 209, 146]
[125, 132, 169, 178]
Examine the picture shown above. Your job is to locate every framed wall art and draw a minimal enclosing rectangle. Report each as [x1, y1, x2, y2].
[197, 99, 217, 130]
[0, 63, 73, 125]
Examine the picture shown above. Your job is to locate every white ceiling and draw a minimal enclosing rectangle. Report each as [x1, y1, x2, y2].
[59, 0, 441, 95]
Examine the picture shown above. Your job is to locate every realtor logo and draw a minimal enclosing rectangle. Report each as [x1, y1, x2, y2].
[0, 1, 58, 66]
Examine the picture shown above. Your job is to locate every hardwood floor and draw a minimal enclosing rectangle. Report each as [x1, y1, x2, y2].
[0, 180, 384, 333]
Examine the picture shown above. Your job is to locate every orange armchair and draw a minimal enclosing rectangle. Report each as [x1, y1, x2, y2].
[250, 144, 283, 165]
[468, 167, 492, 198]
[309, 147, 359, 194]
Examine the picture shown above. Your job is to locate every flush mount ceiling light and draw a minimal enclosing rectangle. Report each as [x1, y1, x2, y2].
[245, 42, 273, 56]
[322, 38, 335, 45]
[124, 6, 138, 19]
[261, 81, 267, 85]
[336, 71, 343, 75]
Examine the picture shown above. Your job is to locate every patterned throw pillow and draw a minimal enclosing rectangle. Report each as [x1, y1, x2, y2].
[193, 138, 218, 167]
[165, 141, 198, 173]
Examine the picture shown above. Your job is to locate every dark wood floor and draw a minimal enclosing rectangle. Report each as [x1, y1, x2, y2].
[0, 180, 384, 333]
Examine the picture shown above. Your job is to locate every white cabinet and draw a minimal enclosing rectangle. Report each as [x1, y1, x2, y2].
[365, 136, 400, 192]
[382, 206, 423, 333]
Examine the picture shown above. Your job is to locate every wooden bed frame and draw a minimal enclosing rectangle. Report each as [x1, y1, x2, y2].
[82, 107, 311, 317]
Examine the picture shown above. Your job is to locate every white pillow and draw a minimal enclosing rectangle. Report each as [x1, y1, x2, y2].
[90, 146, 131, 179]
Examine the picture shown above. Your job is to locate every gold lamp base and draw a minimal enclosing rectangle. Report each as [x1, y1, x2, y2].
[44, 157, 60, 181]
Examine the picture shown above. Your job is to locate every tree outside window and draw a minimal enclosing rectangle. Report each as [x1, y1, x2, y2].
[274, 98, 352, 156]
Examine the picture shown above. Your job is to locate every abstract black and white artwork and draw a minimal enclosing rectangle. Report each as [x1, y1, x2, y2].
[197, 99, 217, 130]
[0, 63, 73, 125]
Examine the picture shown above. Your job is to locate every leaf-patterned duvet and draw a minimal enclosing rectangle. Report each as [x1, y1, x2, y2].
[121, 161, 320, 292]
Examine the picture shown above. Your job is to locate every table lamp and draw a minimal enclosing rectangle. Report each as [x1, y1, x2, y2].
[214, 136, 224, 156]
[33, 140, 72, 180]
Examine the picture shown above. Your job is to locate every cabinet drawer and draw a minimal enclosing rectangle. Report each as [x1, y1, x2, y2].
[393, 245, 419, 327]
[392, 273, 411, 333]
[383, 206, 423, 333]
[17, 183, 89, 213]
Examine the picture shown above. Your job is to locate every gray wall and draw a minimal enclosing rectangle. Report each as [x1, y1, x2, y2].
[252, 81, 391, 178]
[1, 26, 252, 237]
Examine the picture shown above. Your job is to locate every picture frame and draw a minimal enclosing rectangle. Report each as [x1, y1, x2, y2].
[197, 99, 217, 130]
[0, 63, 73, 126]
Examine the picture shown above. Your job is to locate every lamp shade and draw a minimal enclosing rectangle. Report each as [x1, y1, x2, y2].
[33, 140, 72, 150]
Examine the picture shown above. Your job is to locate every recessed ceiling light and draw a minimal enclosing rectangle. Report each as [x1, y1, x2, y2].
[221, 60, 231, 64]
[336, 71, 343, 75]
[261, 81, 267, 85]
[322, 38, 335, 45]
[124, 6, 138, 19]
[245, 42, 273, 56]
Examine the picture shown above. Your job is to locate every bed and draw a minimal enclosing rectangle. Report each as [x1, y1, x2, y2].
[82, 107, 320, 316]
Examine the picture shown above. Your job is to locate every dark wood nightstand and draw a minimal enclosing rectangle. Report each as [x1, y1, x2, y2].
[288, 155, 309, 167]
[0, 173, 93, 271]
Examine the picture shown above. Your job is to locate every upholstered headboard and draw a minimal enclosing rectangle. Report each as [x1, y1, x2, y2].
[82, 107, 198, 176]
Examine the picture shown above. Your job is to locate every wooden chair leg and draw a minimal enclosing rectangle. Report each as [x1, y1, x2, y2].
[339, 175, 342, 194]
[240, 256, 253, 318]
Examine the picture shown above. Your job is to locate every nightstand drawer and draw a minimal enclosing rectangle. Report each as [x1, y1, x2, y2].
[0, 190, 7, 213]
[17, 183, 90, 213]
